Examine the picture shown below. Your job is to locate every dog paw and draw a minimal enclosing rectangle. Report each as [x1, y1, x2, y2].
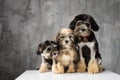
[77, 60, 86, 72]
[56, 68, 64, 74]
[67, 69, 75, 73]
[39, 64, 48, 73]
[99, 65, 105, 72]
[52, 64, 59, 74]
[56, 62, 64, 74]
[67, 63, 75, 73]
[88, 59, 99, 74]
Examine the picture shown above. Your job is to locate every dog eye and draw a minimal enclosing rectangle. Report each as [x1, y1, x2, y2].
[86, 23, 90, 27]
[69, 35, 73, 38]
[53, 53, 57, 55]
[60, 36, 65, 39]
[47, 47, 51, 51]
[75, 28, 80, 32]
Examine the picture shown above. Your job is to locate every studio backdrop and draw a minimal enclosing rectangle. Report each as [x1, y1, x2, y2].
[0, 0, 120, 80]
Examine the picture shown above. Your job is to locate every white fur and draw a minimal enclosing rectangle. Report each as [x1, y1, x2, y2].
[78, 41, 96, 60]
[79, 42, 95, 48]
[62, 54, 71, 62]
[41, 46, 52, 59]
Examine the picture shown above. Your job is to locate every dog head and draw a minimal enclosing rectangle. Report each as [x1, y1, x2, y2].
[36, 40, 57, 59]
[55, 28, 76, 49]
[69, 14, 99, 32]
[74, 20, 92, 38]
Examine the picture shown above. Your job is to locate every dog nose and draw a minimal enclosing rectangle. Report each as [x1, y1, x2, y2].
[65, 40, 69, 43]
[81, 29, 86, 32]
[53, 53, 57, 55]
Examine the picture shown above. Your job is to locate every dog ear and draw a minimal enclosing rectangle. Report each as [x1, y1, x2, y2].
[36, 42, 44, 55]
[74, 32, 81, 43]
[54, 32, 60, 43]
[44, 40, 51, 45]
[90, 16, 99, 31]
[51, 41, 57, 45]
[51, 41, 57, 47]
[69, 19, 76, 30]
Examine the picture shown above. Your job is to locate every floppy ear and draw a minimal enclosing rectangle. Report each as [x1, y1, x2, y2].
[69, 19, 76, 30]
[51, 41, 57, 45]
[90, 16, 99, 31]
[44, 40, 50, 45]
[51, 41, 57, 46]
[74, 31, 81, 43]
[36, 42, 44, 55]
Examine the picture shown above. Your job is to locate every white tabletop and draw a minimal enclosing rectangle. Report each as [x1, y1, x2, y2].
[16, 70, 120, 80]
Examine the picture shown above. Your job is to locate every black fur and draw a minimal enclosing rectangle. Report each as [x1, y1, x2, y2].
[36, 40, 58, 70]
[69, 14, 99, 31]
[80, 31, 101, 67]
[69, 14, 102, 68]
[36, 40, 57, 55]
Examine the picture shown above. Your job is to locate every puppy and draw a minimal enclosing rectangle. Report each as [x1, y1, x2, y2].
[37, 40, 57, 72]
[69, 14, 104, 74]
[54, 28, 80, 73]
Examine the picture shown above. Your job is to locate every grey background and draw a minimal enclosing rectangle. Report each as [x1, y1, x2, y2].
[0, 0, 120, 80]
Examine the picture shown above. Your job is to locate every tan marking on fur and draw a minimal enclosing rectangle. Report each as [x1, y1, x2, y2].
[58, 49, 78, 67]
[52, 56, 59, 74]
[98, 64, 105, 72]
[54, 28, 79, 73]
[39, 63, 49, 73]
[54, 28, 74, 42]
[67, 62, 75, 73]
[56, 62, 64, 74]
[77, 58, 86, 72]
[55, 48, 78, 74]
[61, 50, 71, 66]
[88, 59, 99, 74]
[39, 48, 42, 52]
[60, 28, 73, 35]
[52, 64, 59, 74]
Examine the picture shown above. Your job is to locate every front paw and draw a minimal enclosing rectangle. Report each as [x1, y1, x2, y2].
[67, 68, 75, 73]
[88, 59, 99, 74]
[52, 64, 59, 74]
[56, 62, 64, 74]
[39, 64, 48, 73]
[67, 63, 75, 73]
[77, 59, 86, 73]
[99, 65, 105, 72]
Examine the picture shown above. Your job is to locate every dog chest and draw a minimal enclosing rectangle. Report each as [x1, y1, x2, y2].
[60, 53, 71, 66]
[62, 54, 71, 61]
[78, 41, 95, 57]
[79, 42, 95, 48]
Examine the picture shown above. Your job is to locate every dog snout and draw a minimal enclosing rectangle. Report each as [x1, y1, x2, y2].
[65, 40, 69, 43]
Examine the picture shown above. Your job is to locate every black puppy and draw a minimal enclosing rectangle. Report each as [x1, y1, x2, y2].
[37, 40, 57, 72]
[69, 14, 104, 74]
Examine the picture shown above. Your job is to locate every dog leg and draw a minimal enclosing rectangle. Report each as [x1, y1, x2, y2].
[98, 64, 105, 72]
[97, 58, 105, 72]
[52, 64, 58, 74]
[88, 59, 99, 74]
[88, 46, 100, 74]
[56, 62, 64, 74]
[52, 58, 58, 74]
[39, 63, 49, 72]
[39, 57, 49, 72]
[77, 46, 86, 72]
[77, 58, 86, 72]
[67, 62, 75, 73]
